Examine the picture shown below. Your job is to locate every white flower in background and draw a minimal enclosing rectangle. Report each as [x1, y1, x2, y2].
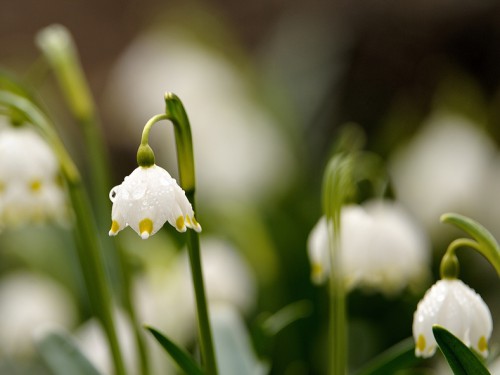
[389, 111, 495, 239]
[412, 279, 492, 358]
[104, 27, 296, 205]
[109, 164, 201, 239]
[308, 199, 430, 295]
[0, 123, 67, 228]
[135, 237, 257, 346]
[0, 272, 76, 357]
[211, 304, 268, 375]
[75, 308, 148, 375]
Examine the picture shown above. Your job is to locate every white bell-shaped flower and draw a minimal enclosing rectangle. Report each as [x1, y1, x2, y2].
[307, 199, 430, 295]
[412, 278, 492, 358]
[0, 123, 67, 228]
[109, 164, 201, 239]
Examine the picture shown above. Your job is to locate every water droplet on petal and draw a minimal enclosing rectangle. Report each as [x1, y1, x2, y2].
[109, 186, 120, 202]
[132, 185, 146, 199]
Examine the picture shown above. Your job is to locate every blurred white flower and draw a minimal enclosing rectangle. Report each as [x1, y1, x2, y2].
[211, 304, 268, 375]
[0, 122, 67, 228]
[389, 112, 495, 238]
[0, 272, 76, 357]
[307, 199, 430, 296]
[413, 278, 492, 358]
[75, 308, 148, 375]
[104, 27, 296, 204]
[109, 164, 201, 239]
[135, 237, 257, 345]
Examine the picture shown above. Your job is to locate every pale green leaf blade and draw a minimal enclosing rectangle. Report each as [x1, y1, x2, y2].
[35, 327, 103, 375]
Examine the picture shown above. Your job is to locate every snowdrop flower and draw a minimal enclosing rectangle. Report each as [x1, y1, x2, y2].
[0, 122, 67, 228]
[104, 24, 296, 205]
[308, 199, 430, 295]
[412, 279, 492, 358]
[109, 164, 201, 239]
[0, 272, 76, 357]
[389, 111, 495, 239]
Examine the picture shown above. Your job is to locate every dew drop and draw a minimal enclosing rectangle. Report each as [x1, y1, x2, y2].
[109, 186, 120, 202]
[132, 185, 146, 199]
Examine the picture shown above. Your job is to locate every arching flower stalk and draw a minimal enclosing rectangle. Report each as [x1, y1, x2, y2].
[109, 93, 217, 375]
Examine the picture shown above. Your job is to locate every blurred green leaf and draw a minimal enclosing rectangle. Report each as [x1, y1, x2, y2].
[433, 325, 490, 375]
[35, 327, 103, 375]
[145, 326, 204, 375]
[260, 299, 312, 336]
[354, 337, 421, 375]
[441, 213, 500, 276]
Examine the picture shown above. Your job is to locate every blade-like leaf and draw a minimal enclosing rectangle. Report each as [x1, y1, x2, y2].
[441, 213, 500, 276]
[432, 325, 490, 375]
[354, 337, 421, 375]
[145, 326, 204, 375]
[35, 327, 103, 375]
[260, 300, 312, 336]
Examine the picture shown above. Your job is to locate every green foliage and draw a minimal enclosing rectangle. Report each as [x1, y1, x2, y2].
[354, 337, 421, 375]
[441, 213, 500, 276]
[432, 325, 490, 375]
[145, 326, 204, 375]
[35, 328, 103, 375]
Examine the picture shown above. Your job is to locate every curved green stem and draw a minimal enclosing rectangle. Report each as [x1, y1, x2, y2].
[440, 238, 482, 280]
[141, 93, 217, 375]
[0, 91, 126, 375]
[441, 213, 500, 277]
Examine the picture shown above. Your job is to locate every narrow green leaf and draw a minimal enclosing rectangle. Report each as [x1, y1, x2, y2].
[441, 213, 500, 276]
[145, 326, 204, 375]
[432, 325, 490, 375]
[354, 337, 421, 375]
[35, 327, 103, 375]
[260, 300, 312, 336]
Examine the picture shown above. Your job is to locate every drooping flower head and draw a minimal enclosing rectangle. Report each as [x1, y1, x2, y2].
[109, 164, 201, 239]
[0, 121, 68, 228]
[412, 278, 492, 358]
[308, 199, 430, 295]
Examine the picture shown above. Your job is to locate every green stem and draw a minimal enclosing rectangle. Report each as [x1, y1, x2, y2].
[36, 25, 150, 375]
[440, 238, 480, 280]
[327, 216, 347, 375]
[186, 191, 218, 375]
[141, 93, 218, 375]
[0, 91, 126, 375]
[322, 155, 352, 375]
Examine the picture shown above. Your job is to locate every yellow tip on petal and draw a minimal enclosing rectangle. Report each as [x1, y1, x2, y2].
[416, 334, 426, 354]
[176, 216, 186, 232]
[312, 263, 323, 280]
[478, 336, 488, 353]
[139, 218, 153, 239]
[109, 220, 120, 236]
[191, 217, 202, 232]
[30, 179, 42, 192]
